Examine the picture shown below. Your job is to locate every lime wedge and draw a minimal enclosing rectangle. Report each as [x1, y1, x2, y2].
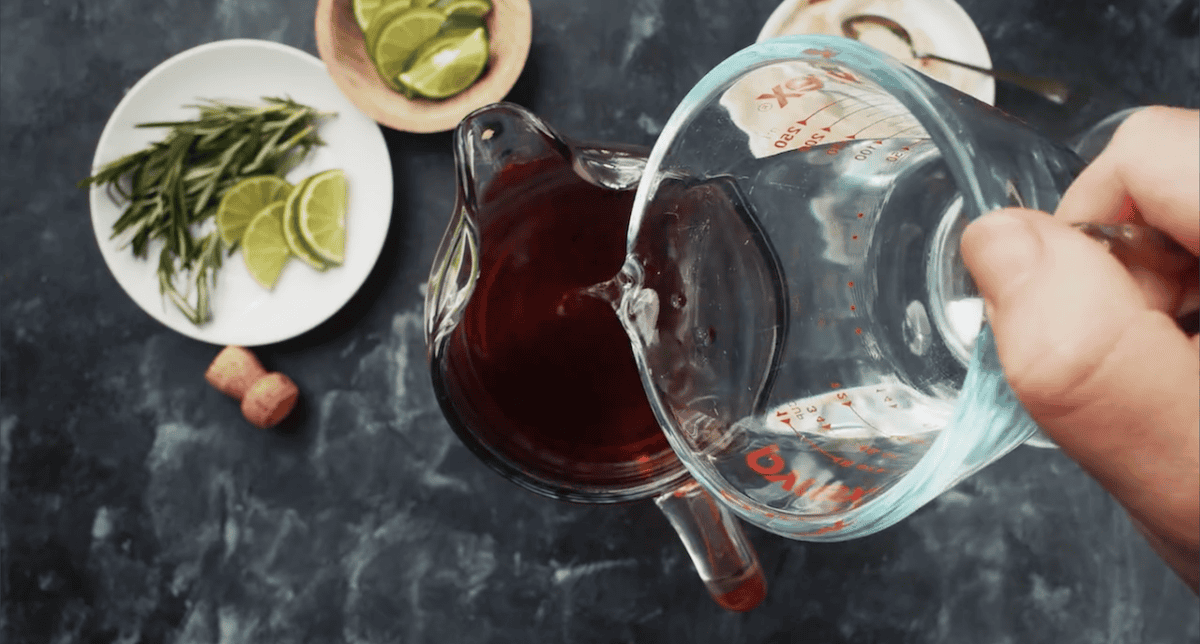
[296, 169, 347, 266]
[437, 0, 491, 18]
[281, 177, 332, 271]
[371, 7, 448, 87]
[216, 175, 291, 247]
[353, 0, 388, 31]
[241, 201, 292, 290]
[437, 12, 486, 35]
[365, 1, 422, 53]
[396, 27, 489, 100]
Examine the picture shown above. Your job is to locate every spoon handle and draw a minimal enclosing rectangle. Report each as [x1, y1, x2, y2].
[1072, 222, 1198, 333]
[917, 52, 1072, 105]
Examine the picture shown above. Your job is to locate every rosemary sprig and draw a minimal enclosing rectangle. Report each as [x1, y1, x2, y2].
[81, 96, 332, 325]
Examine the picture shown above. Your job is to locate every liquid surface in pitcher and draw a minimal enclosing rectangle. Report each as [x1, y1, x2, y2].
[440, 160, 674, 487]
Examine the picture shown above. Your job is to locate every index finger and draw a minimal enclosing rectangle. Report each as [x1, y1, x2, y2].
[1057, 106, 1199, 255]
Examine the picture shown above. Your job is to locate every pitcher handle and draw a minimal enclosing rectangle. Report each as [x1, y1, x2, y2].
[654, 479, 767, 612]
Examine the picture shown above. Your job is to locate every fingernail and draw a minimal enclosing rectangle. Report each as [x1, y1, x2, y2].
[962, 211, 1045, 303]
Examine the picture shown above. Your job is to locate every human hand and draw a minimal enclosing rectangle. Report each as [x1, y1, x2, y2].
[960, 106, 1199, 592]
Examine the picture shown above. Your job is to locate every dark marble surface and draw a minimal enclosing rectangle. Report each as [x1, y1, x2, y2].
[3, 0, 1199, 642]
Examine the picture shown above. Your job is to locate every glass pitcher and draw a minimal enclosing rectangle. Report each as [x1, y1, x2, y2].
[425, 102, 767, 611]
[615, 34, 1134, 541]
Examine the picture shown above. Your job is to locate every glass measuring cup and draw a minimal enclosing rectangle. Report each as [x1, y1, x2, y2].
[615, 34, 1090, 541]
[425, 103, 767, 610]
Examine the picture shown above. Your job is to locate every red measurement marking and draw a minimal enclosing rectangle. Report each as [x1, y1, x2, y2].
[849, 116, 901, 140]
[767, 471, 798, 489]
[855, 327, 863, 335]
[851, 235, 858, 240]
[847, 281, 855, 287]
[796, 520, 849, 537]
[849, 305, 856, 311]
[746, 444, 785, 475]
[830, 382, 841, 388]
[828, 484, 872, 504]
[748, 441, 886, 507]
[796, 98, 845, 125]
[857, 213, 864, 218]
[746, 445, 799, 490]
[756, 75, 824, 108]
[746, 444, 797, 491]
[826, 69, 858, 83]
[821, 102, 882, 132]
[857, 446, 898, 461]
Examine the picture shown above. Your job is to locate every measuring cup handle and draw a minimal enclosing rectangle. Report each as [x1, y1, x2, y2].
[654, 479, 767, 612]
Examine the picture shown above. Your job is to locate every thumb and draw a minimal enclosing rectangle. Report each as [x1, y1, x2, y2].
[960, 208, 1198, 572]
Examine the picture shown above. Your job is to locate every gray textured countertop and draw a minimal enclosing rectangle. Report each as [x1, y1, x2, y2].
[3, 0, 1198, 642]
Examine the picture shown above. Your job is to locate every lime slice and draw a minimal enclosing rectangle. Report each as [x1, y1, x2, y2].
[216, 175, 291, 247]
[365, 1, 422, 53]
[353, 0, 386, 31]
[437, 12, 486, 35]
[396, 27, 489, 100]
[296, 169, 348, 266]
[281, 177, 332, 271]
[241, 201, 292, 290]
[371, 7, 448, 87]
[436, 0, 491, 18]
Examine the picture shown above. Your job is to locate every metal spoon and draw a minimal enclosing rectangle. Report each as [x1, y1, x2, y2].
[841, 14, 1072, 105]
[1069, 222, 1196, 333]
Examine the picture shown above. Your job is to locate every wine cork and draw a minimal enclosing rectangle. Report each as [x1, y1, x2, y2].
[205, 346, 299, 428]
[240, 372, 300, 429]
[205, 346, 267, 399]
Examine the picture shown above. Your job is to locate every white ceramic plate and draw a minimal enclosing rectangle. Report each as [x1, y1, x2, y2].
[89, 39, 393, 346]
[757, 0, 996, 105]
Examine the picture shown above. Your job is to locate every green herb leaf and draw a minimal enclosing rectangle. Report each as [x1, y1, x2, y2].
[82, 96, 333, 326]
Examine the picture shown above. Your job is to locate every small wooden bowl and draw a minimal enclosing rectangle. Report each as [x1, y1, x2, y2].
[315, 0, 532, 133]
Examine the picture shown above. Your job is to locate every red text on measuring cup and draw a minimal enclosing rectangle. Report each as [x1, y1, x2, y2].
[746, 444, 879, 508]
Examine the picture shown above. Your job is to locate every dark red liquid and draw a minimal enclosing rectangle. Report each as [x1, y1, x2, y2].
[440, 161, 676, 490]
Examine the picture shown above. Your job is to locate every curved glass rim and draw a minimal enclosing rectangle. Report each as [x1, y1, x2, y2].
[627, 34, 988, 251]
[624, 34, 1034, 539]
